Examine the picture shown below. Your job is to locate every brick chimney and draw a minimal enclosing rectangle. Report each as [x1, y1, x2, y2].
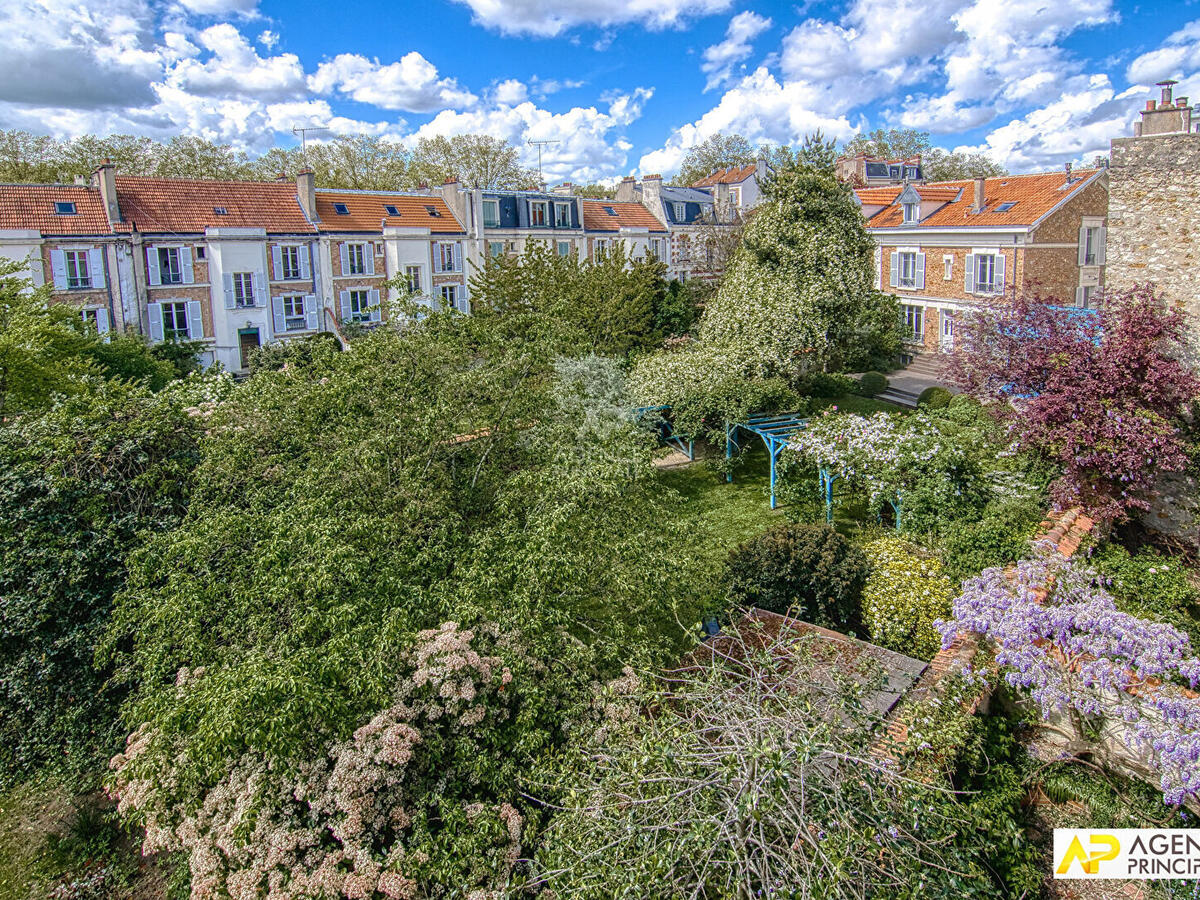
[971, 176, 986, 213]
[615, 176, 637, 203]
[296, 169, 318, 222]
[93, 158, 121, 224]
[437, 178, 468, 227]
[1134, 80, 1193, 136]
[641, 174, 663, 217]
[715, 180, 730, 221]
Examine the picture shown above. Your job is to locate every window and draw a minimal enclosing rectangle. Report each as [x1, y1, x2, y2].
[530, 201, 548, 226]
[64, 250, 91, 289]
[975, 254, 997, 294]
[195, 246, 206, 260]
[435, 242, 459, 273]
[902, 202, 919, 224]
[594, 238, 609, 260]
[648, 238, 663, 260]
[440, 284, 458, 309]
[385, 204, 400, 217]
[994, 201, 1017, 213]
[213, 207, 227, 215]
[898, 251, 918, 288]
[729, 187, 741, 207]
[943, 255, 953, 280]
[281, 295, 307, 331]
[347, 290, 372, 323]
[904, 166, 919, 180]
[482, 198, 500, 227]
[345, 243, 367, 275]
[232, 272, 255, 308]
[557, 241, 571, 257]
[902, 304, 924, 342]
[163, 301, 190, 340]
[278, 245, 302, 280]
[404, 265, 422, 294]
[82, 307, 109, 334]
[424, 205, 441, 218]
[1082, 226, 1102, 265]
[333, 203, 350, 215]
[157, 246, 182, 284]
[54, 201, 76, 215]
[602, 205, 618, 217]
[673, 202, 687, 222]
[554, 203, 571, 227]
[488, 241, 505, 258]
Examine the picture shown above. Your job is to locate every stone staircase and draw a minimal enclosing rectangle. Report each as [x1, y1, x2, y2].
[877, 384, 923, 408]
[878, 353, 953, 408]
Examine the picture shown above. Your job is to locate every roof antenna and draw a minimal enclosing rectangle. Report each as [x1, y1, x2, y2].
[526, 139, 560, 188]
[292, 124, 331, 157]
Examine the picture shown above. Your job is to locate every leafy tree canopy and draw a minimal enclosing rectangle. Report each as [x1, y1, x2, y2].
[410, 133, 536, 189]
[841, 127, 1007, 181]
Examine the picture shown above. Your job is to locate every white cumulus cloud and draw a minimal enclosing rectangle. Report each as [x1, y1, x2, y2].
[702, 11, 772, 91]
[448, 0, 731, 36]
[309, 52, 477, 112]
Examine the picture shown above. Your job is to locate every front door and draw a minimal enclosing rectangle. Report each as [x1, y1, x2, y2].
[941, 316, 954, 352]
[238, 328, 261, 370]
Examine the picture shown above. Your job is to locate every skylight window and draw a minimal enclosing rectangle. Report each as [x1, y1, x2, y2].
[53, 201, 77, 215]
[994, 201, 1017, 212]
[213, 207, 228, 215]
[333, 203, 349, 215]
[603, 205, 618, 216]
[424, 205, 441, 217]
[385, 205, 400, 217]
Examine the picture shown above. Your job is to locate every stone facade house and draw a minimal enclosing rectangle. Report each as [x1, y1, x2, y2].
[857, 168, 1109, 354]
[836, 155, 925, 187]
[579, 199, 668, 263]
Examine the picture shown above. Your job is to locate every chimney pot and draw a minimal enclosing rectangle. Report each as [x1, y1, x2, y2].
[643, 173, 661, 181]
[1178, 97, 1189, 108]
[1147, 100, 1156, 111]
[1159, 79, 1176, 105]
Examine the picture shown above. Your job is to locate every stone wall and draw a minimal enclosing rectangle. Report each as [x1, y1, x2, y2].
[1107, 134, 1200, 322]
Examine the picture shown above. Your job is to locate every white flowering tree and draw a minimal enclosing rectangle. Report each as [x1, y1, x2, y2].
[631, 163, 900, 409]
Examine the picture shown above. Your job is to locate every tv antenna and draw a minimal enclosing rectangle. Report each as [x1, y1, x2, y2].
[526, 139, 560, 186]
[292, 125, 331, 155]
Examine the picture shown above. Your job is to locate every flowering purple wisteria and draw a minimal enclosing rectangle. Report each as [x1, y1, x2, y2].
[939, 541, 1200, 806]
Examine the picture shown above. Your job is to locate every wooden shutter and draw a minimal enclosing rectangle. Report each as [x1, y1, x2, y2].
[888, 251, 899, 288]
[272, 245, 284, 280]
[994, 254, 1006, 293]
[94, 307, 110, 334]
[50, 249, 67, 289]
[964, 253, 975, 293]
[364, 244, 375, 276]
[339, 243, 350, 275]
[180, 247, 194, 284]
[1096, 227, 1106, 265]
[1075, 286, 1086, 307]
[187, 300, 203, 339]
[147, 301, 164, 342]
[253, 273, 268, 307]
[271, 296, 286, 334]
[369, 288, 382, 322]
[223, 273, 235, 309]
[915, 252, 926, 290]
[299, 244, 311, 279]
[88, 248, 105, 288]
[1078, 227, 1088, 265]
[452, 243, 462, 272]
[146, 246, 161, 285]
[339, 290, 352, 321]
[304, 294, 319, 331]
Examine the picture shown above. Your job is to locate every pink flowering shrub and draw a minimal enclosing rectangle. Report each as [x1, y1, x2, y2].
[110, 622, 526, 899]
[947, 287, 1200, 522]
[940, 545, 1200, 805]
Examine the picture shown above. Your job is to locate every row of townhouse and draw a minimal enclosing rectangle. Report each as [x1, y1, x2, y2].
[855, 166, 1109, 353]
[0, 164, 685, 373]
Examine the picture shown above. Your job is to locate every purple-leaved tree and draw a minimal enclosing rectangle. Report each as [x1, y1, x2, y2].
[947, 287, 1199, 522]
[940, 543, 1200, 806]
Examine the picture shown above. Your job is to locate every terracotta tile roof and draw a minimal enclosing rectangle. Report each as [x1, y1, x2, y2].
[0, 184, 112, 234]
[581, 199, 666, 232]
[859, 169, 1102, 229]
[857, 185, 962, 206]
[315, 190, 464, 233]
[692, 164, 757, 187]
[115, 176, 314, 234]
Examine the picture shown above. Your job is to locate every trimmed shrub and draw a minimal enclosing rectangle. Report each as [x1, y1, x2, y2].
[722, 524, 868, 630]
[798, 372, 858, 398]
[917, 386, 953, 409]
[861, 536, 955, 659]
[941, 498, 1044, 584]
[856, 371, 888, 397]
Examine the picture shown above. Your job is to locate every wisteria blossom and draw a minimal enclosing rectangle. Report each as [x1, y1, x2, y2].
[940, 543, 1200, 805]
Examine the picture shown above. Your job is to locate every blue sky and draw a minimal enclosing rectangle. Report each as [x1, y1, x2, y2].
[2, 0, 1198, 183]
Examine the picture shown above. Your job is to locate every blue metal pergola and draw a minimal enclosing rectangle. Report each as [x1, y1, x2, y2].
[725, 411, 809, 509]
[633, 405, 695, 461]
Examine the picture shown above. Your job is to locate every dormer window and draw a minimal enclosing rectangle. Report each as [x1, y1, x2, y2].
[333, 203, 349, 215]
[673, 202, 687, 221]
[385, 205, 400, 217]
[54, 201, 77, 215]
[902, 202, 919, 224]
